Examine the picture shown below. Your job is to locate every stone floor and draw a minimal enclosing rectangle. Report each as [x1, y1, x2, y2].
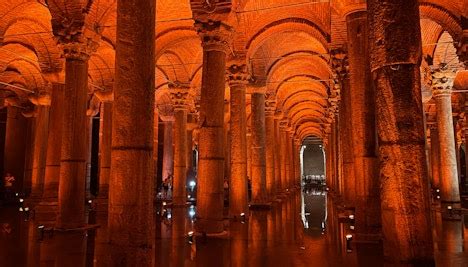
[1, 188, 468, 266]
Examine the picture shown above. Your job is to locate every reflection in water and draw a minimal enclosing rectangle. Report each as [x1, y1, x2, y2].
[1, 188, 468, 266]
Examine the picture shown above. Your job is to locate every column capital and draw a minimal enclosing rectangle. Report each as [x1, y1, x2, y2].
[170, 90, 191, 110]
[29, 93, 51, 106]
[194, 20, 232, 53]
[265, 99, 276, 116]
[227, 56, 250, 87]
[94, 90, 114, 103]
[190, 0, 231, 19]
[330, 47, 349, 81]
[431, 63, 457, 97]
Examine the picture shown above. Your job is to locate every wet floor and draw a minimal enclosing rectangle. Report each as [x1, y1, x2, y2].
[1, 188, 468, 266]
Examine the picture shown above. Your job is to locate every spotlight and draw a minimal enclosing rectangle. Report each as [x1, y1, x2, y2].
[437, 196, 441, 199]
[188, 209, 196, 218]
[345, 234, 353, 253]
[188, 195, 191, 199]
[436, 189, 440, 193]
[19, 198, 24, 203]
[19, 207, 23, 212]
[162, 202, 167, 206]
[24, 207, 29, 212]
[187, 231, 194, 244]
[15, 193, 19, 197]
[447, 206, 453, 210]
[348, 215, 354, 220]
[346, 234, 353, 240]
[350, 225, 355, 230]
[88, 200, 93, 204]
[167, 212, 172, 219]
[189, 181, 196, 187]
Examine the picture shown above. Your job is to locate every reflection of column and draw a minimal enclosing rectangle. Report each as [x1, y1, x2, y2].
[250, 91, 267, 205]
[171, 90, 189, 206]
[429, 124, 441, 189]
[4, 106, 27, 193]
[432, 68, 460, 209]
[368, 0, 434, 263]
[43, 83, 65, 201]
[171, 207, 187, 266]
[194, 20, 232, 234]
[265, 100, 276, 199]
[161, 120, 174, 181]
[108, 0, 155, 265]
[249, 210, 268, 266]
[227, 59, 249, 216]
[30, 97, 50, 199]
[56, 40, 95, 229]
[230, 221, 248, 267]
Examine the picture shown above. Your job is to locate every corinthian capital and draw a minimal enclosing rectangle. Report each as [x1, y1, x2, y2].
[170, 90, 191, 110]
[227, 54, 250, 86]
[194, 20, 232, 53]
[431, 63, 457, 96]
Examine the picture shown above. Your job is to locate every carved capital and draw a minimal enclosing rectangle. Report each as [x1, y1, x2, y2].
[194, 20, 232, 53]
[265, 99, 276, 116]
[227, 56, 249, 86]
[330, 47, 349, 81]
[170, 90, 191, 110]
[190, 0, 232, 20]
[431, 63, 457, 96]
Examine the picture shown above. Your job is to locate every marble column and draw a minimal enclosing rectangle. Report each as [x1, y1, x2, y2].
[429, 124, 441, 189]
[274, 118, 282, 194]
[368, 0, 434, 263]
[346, 10, 380, 240]
[171, 90, 189, 206]
[108, 0, 155, 264]
[4, 106, 27, 193]
[56, 42, 95, 229]
[265, 100, 276, 199]
[42, 83, 65, 201]
[227, 60, 249, 217]
[98, 101, 112, 201]
[194, 20, 232, 234]
[29, 96, 50, 199]
[250, 90, 268, 206]
[432, 67, 460, 210]
[161, 120, 174, 181]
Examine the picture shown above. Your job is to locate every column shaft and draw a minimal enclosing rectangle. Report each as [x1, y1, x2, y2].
[108, 0, 155, 264]
[162, 121, 174, 181]
[265, 113, 276, 199]
[274, 119, 282, 194]
[98, 102, 112, 199]
[4, 106, 27, 193]
[430, 126, 441, 189]
[250, 93, 267, 204]
[173, 107, 187, 206]
[368, 0, 434, 262]
[229, 85, 248, 216]
[56, 58, 89, 229]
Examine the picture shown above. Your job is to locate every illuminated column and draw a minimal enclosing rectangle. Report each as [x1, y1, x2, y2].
[29, 94, 51, 199]
[227, 58, 249, 217]
[287, 132, 295, 189]
[42, 83, 65, 201]
[55, 36, 97, 229]
[265, 99, 276, 199]
[250, 88, 268, 206]
[432, 66, 460, 210]
[279, 121, 289, 192]
[170, 89, 190, 206]
[368, 0, 434, 263]
[247, 128, 252, 181]
[346, 10, 380, 240]
[274, 118, 282, 195]
[161, 119, 174, 181]
[194, 19, 232, 234]
[294, 139, 301, 187]
[429, 124, 441, 189]
[98, 100, 112, 200]
[108, 0, 155, 264]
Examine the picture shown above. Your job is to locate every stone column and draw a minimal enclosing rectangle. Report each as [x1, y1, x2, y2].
[29, 95, 51, 199]
[98, 101, 112, 200]
[429, 124, 441, 189]
[227, 59, 249, 217]
[274, 118, 282, 195]
[4, 106, 27, 193]
[247, 129, 252, 181]
[265, 100, 276, 199]
[346, 10, 380, 240]
[368, 0, 434, 263]
[250, 89, 268, 206]
[108, 0, 155, 264]
[55, 41, 96, 229]
[161, 120, 174, 181]
[171, 90, 190, 206]
[194, 20, 232, 234]
[288, 132, 295, 189]
[42, 83, 65, 202]
[432, 66, 460, 210]
[279, 121, 289, 192]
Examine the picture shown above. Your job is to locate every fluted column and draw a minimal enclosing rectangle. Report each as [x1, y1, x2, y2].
[42, 83, 65, 201]
[250, 89, 268, 206]
[265, 100, 276, 199]
[227, 59, 249, 217]
[432, 66, 460, 210]
[429, 124, 441, 189]
[30, 95, 51, 199]
[55, 40, 97, 229]
[171, 89, 190, 206]
[368, 0, 434, 263]
[194, 20, 232, 234]
[108, 0, 155, 264]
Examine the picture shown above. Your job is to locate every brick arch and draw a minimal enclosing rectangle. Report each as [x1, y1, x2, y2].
[419, 2, 462, 41]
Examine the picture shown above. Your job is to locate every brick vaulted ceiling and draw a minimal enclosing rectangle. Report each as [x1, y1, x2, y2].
[0, 0, 466, 143]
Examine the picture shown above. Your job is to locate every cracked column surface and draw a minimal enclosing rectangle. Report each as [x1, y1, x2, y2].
[194, 20, 232, 234]
[108, 0, 156, 265]
[368, 0, 434, 264]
